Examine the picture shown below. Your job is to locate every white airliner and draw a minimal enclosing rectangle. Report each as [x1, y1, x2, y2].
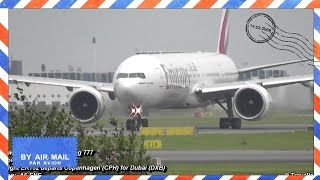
[9, 10, 313, 130]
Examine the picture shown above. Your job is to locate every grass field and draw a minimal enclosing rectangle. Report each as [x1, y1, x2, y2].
[85, 112, 313, 175]
[163, 162, 313, 175]
[142, 131, 312, 150]
[94, 112, 313, 128]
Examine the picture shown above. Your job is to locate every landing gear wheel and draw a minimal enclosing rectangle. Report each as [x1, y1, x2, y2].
[219, 118, 230, 129]
[231, 118, 241, 129]
[214, 97, 242, 130]
[135, 118, 142, 131]
[126, 119, 135, 131]
[141, 119, 149, 127]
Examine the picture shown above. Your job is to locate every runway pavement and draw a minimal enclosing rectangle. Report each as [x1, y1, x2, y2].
[76, 123, 312, 136]
[147, 150, 313, 163]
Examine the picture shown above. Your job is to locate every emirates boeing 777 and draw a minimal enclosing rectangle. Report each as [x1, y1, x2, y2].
[10, 10, 313, 130]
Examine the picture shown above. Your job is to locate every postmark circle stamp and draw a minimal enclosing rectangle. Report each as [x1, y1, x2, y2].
[246, 13, 276, 43]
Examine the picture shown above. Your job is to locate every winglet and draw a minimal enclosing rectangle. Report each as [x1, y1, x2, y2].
[217, 9, 229, 54]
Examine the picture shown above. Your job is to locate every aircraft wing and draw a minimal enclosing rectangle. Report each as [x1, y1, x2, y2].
[195, 74, 313, 98]
[9, 75, 114, 92]
[238, 59, 311, 73]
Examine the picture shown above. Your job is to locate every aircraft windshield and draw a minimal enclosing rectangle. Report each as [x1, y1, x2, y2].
[116, 73, 128, 79]
[117, 73, 146, 79]
[137, 73, 146, 79]
[129, 73, 137, 78]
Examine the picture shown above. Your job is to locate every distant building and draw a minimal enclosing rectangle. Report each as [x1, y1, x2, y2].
[27, 71, 115, 83]
[238, 69, 286, 80]
[41, 64, 46, 72]
[108, 72, 114, 83]
[9, 60, 23, 75]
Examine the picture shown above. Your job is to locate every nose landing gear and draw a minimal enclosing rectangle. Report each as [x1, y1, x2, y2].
[126, 118, 149, 131]
[126, 104, 149, 131]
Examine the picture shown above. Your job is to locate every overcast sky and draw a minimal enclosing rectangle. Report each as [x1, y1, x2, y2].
[8, 9, 313, 75]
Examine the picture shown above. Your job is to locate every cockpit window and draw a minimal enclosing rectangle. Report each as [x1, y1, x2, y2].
[116, 73, 128, 79]
[129, 73, 137, 78]
[117, 73, 146, 79]
[137, 73, 146, 79]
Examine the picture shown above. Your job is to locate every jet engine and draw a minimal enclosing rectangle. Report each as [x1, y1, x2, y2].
[69, 87, 105, 123]
[233, 85, 272, 120]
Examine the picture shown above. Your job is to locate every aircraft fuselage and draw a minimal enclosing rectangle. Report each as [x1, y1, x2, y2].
[113, 52, 239, 109]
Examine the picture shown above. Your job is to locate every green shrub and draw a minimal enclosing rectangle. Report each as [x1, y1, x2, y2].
[9, 87, 151, 175]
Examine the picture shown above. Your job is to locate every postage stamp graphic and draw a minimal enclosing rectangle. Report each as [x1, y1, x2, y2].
[12, 137, 77, 168]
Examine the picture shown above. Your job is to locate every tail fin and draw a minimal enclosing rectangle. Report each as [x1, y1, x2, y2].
[217, 9, 229, 54]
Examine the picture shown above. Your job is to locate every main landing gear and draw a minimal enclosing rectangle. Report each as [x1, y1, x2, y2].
[126, 118, 149, 131]
[213, 97, 241, 129]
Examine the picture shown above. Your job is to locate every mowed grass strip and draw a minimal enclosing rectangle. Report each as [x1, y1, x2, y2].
[143, 131, 312, 150]
[164, 162, 313, 175]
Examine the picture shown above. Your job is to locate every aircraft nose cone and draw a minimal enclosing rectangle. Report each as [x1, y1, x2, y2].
[115, 80, 142, 104]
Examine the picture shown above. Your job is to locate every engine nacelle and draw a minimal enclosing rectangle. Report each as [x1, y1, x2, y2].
[69, 87, 105, 123]
[233, 84, 272, 120]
